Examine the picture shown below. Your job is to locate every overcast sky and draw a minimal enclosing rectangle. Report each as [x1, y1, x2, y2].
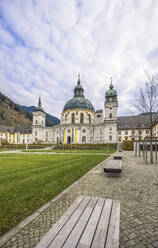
[0, 0, 158, 118]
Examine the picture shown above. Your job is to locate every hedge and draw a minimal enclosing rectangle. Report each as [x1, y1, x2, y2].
[0, 144, 53, 149]
[54, 143, 117, 150]
[122, 140, 134, 151]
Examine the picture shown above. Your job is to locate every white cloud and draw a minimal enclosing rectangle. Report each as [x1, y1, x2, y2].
[0, 0, 158, 118]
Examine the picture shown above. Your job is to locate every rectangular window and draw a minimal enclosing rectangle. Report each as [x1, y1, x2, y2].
[125, 130, 128, 135]
[132, 130, 135, 135]
[146, 129, 149, 134]
[109, 135, 112, 141]
[118, 131, 121, 135]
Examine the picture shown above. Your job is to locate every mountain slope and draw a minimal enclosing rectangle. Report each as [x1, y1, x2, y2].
[0, 92, 32, 127]
[0, 92, 60, 127]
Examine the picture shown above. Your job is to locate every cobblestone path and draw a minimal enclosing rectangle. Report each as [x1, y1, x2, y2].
[1, 151, 158, 248]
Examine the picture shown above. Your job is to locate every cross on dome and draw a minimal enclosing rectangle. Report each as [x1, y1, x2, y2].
[77, 73, 80, 85]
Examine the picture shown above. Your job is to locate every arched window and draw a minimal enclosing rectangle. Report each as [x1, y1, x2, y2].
[82, 136, 86, 143]
[88, 114, 91, 124]
[109, 113, 112, 118]
[72, 113, 75, 123]
[80, 113, 84, 123]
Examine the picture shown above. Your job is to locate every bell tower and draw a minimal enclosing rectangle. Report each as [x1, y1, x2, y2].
[104, 78, 118, 121]
[33, 96, 46, 127]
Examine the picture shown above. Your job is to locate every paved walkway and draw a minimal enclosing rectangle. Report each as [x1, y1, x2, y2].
[1, 151, 158, 248]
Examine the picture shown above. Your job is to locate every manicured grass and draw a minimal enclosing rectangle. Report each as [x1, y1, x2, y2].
[0, 153, 108, 235]
[52, 149, 115, 154]
[23, 149, 116, 154]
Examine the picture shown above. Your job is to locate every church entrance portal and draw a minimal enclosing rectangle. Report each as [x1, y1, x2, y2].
[67, 136, 71, 144]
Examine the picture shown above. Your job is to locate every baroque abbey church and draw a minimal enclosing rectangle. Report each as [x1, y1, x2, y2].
[32, 75, 158, 145]
[32, 75, 118, 144]
[1, 75, 157, 145]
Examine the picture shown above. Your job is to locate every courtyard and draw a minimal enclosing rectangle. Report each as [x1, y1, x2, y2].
[0, 151, 158, 248]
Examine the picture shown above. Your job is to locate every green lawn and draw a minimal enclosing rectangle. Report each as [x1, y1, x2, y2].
[0, 153, 108, 235]
[23, 149, 115, 154]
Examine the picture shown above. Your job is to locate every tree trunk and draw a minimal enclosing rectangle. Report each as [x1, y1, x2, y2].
[150, 126, 153, 164]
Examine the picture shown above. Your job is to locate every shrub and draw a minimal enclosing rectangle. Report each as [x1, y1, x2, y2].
[122, 140, 133, 150]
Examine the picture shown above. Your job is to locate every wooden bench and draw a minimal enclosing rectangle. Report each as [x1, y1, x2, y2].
[113, 155, 122, 160]
[36, 196, 120, 248]
[104, 160, 122, 174]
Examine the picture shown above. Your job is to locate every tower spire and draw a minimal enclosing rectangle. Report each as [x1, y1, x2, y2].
[36, 95, 44, 112]
[110, 77, 113, 89]
[77, 73, 80, 85]
[38, 96, 41, 107]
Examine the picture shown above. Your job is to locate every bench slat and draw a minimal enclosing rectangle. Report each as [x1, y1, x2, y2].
[36, 196, 86, 248]
[63, 197, 98, 248]
[91, 199, 113, 248]
[36, 197, 120, 248]
[76, 198, 105, 248]
[48, 196, 91, 248]
[105, 200, 120, 248]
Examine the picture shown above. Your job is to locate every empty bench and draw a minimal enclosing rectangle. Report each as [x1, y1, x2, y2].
[36, 196, 120, 248]
[113, 154, 122, 160]
[104, 160, 122, 174]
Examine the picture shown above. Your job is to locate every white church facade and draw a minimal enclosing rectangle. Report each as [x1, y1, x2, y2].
[32, 75, 118, 144]
[1, 76, 158, 145]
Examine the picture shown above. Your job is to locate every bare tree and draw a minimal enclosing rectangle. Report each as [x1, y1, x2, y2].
[135, 72, 158, 163]
[128, 109, 142, 157]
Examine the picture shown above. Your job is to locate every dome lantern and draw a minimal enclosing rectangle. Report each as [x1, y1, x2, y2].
[73, 73, 84, 97]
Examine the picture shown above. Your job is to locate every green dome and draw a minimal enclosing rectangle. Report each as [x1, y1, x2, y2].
[105, 80, 117, 102]
[35, 106, 44, 112]
[63, 97, 95, 112]
[63, 75, 95, 112]
[106, 83, 117, 96]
